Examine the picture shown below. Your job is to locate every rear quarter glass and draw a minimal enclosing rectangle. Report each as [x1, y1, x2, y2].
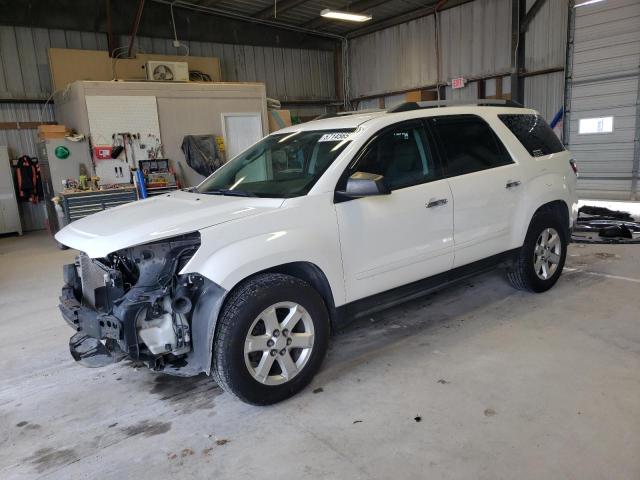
[498, 114, 564, 157]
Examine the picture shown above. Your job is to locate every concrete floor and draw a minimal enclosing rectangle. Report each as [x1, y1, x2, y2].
[1, 231, 639, 480]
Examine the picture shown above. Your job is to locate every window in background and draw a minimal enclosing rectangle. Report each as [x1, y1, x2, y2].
[578, 117, 614, 135]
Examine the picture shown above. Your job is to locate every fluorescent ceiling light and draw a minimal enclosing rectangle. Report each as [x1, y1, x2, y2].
[574, 0, 605, 7]
[320, 9, 372, 22]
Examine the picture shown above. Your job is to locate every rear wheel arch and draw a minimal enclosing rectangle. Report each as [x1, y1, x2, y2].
[508, 203, 569, 292]
[531, 200, 570, 238]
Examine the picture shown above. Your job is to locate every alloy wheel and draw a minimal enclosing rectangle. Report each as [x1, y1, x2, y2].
[244, 302, 315, 386]
[533, 227, 562, 280]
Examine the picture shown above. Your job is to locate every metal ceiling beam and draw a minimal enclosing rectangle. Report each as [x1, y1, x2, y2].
[0, 0, 340, 50]
[345, 0, 474, 38]
[519, 0, 548, 33]
[254, 0, 311, 20]
[302, 0, 389, 30]
[127, 0, 145, 58]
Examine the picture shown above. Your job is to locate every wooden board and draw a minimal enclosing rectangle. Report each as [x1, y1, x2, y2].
[48, 48, 222, 92]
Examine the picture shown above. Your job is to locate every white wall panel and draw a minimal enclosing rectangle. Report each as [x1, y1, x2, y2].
[525, 0, 568, 71]
[567, 0, 640, 200]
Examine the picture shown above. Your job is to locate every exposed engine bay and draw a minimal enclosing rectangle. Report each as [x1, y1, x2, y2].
[59, 232, 226, 375]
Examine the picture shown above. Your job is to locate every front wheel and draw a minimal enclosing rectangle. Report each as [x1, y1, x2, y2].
[507, 212, 568, 292]
[212, 273, 330, 405]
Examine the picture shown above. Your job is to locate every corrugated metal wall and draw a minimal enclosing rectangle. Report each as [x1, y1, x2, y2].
[439, 0, 512, 80]
[0, 103, 54, 157]
[0, 27, 336, 101]
[349, 0, 512, 100]
[134, 35, 336, 102]
[523, 0, 568, 123]
[348, 0, 568, 123]
[348, 15, 437, 99]
[566, 0, 640, 200]
[524, 71, 565, 121]
[0, 26, 336, 159]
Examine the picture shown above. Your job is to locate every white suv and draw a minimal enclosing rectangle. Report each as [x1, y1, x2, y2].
[56, 102, 578, 404]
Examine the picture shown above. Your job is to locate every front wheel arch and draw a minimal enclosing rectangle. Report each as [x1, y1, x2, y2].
[227, 261, 337, 329]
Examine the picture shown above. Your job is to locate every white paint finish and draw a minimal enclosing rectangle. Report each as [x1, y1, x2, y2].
[55, 190, 284, 258]
[56, 105, 578, 308]
[447, 163, 525, 267]
[183, 193, 347, 307]
[0, 146, 22, 235]
[335, 180, 454, 301]
[221, 112, 264, 160]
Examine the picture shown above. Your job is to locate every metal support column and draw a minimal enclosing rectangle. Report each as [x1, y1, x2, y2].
[562, 0, 576, 146]
[510, 0, 526, 105]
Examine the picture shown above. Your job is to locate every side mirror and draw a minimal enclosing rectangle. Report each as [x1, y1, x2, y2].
[337, 171, 390, 199]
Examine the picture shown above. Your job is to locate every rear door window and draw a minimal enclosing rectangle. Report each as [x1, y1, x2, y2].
[428, 115, 514, 177]
[499, 114, 564, 157]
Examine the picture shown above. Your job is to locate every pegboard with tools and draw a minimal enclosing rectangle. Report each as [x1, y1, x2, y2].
[85, 95, 163, 185]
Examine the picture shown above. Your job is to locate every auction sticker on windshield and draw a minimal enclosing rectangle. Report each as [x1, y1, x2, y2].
[318, 132, 352, 142]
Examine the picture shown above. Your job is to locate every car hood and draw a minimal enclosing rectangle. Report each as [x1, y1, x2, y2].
[55, 190, 284, 257]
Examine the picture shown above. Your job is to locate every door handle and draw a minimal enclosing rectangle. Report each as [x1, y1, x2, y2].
[426, 198, 448, 208]
[506, 180, 522, 189]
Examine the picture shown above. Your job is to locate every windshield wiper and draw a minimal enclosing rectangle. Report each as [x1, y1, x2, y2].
[201, 188, 257, 197]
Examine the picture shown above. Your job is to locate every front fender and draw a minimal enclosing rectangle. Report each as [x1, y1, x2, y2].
[185, 228, 344, 305]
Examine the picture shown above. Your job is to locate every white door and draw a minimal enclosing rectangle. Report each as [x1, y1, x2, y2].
[222, 113, 264, 160]
[335, 121, 454, 302]
[427, 115, 525, 267]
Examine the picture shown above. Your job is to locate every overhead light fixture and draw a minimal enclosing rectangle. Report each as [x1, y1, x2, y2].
[320, 9, 372, 22]
[574, 0, 605, 7]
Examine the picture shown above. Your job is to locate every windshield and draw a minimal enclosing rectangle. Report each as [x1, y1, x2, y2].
[196, 129, 354, 198]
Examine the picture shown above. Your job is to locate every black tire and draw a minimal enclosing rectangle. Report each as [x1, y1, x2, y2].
[212, 273, 330, 405]
[507, 211, 568, 293]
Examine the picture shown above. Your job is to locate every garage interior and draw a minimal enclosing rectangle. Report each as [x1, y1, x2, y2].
[1, 0, 639, 478]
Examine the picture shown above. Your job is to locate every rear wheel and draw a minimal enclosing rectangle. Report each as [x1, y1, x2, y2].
[507, 212, 568, 292]
[212, 273, 330, 405]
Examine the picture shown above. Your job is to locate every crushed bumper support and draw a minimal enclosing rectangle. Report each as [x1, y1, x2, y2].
[69, 333, 125, 368]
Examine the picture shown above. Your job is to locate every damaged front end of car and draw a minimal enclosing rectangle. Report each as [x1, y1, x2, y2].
[59, 232, 226, 376]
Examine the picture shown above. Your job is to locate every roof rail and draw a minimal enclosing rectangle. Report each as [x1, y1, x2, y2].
[387, 99, 524, 113]
[314, 108, 384, 120]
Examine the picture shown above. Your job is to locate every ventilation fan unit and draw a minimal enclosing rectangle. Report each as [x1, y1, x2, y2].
[145, 61, 189, 82]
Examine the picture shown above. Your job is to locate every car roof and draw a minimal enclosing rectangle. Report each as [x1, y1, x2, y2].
[275, 105, 539, 134]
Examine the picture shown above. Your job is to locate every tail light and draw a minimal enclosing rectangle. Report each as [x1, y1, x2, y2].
[569, 159, 578, 176]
